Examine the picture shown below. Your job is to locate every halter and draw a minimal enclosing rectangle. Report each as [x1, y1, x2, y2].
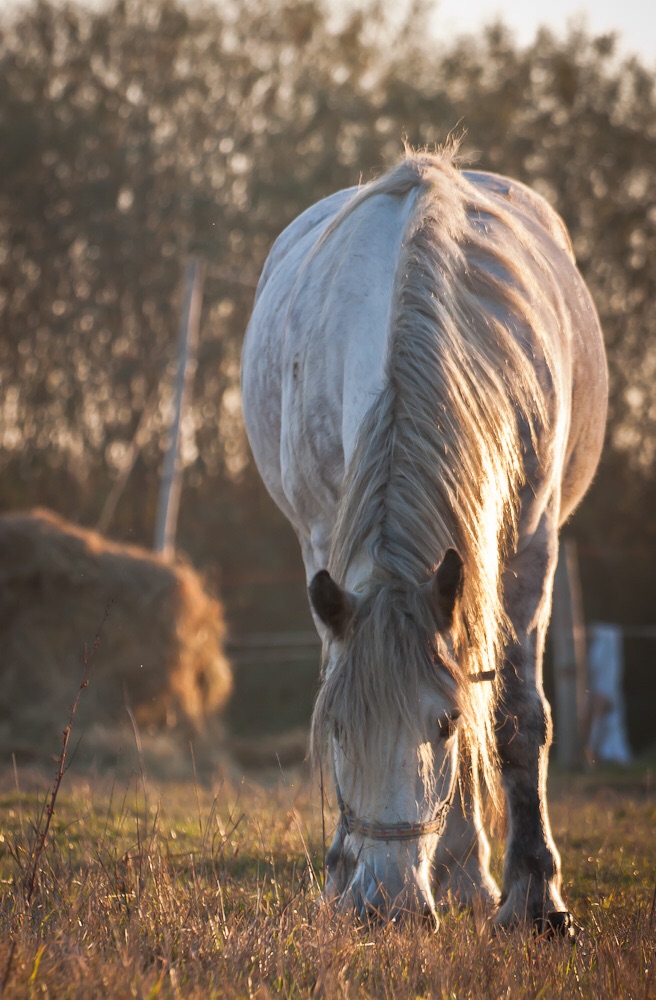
[334, 770, 456, 842]
[332, 668, 495, 843]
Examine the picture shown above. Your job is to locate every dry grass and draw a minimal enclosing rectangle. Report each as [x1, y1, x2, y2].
[0, 759, 653, 999]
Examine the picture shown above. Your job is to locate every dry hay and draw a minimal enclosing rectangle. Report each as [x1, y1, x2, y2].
[0, 508, 232, 771]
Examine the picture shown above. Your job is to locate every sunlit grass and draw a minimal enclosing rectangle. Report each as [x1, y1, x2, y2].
[0, 765, 653, 997]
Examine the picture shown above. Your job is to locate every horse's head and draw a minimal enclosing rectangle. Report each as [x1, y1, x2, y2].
[309, 549, 466, 924]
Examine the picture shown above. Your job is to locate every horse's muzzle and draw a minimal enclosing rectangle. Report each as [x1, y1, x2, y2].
[340, 863, 438, 927]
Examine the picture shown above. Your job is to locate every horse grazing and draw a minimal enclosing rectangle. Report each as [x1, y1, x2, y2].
[241, 150, 607, 931]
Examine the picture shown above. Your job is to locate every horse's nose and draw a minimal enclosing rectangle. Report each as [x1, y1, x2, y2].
[353, 874, 386, 923]
[352, 869, 438, 926]
[358, 898, 384, 924]
[359, 897, 438, 927]
[386, 898, 438, 927]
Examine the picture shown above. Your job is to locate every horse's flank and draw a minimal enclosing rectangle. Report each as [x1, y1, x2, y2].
[307, 150, 572, 800]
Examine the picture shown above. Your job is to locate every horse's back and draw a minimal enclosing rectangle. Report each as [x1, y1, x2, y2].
[464, 171, 575, 259]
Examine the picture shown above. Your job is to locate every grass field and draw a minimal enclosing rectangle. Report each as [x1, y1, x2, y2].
[0, 754, 653, 999]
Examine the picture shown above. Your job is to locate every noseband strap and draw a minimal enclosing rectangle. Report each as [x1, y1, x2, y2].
[468, 669, 496, 682]
[336, 787, 452, 842]
[331, 667, 494, 842]
[333, 770, 456, 843]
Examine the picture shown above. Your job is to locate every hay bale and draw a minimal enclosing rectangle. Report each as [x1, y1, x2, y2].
[0, 508, 232, 766]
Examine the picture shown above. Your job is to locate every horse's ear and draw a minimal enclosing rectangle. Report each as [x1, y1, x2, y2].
[427, 548, 464, 631]
[309, 570, 355, 639]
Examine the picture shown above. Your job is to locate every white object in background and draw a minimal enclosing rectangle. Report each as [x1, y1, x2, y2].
[586, 622, 632, 765]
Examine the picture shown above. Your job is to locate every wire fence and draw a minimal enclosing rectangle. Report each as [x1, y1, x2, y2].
[225, 623, 656, 666]
[226, 631, 320, 665]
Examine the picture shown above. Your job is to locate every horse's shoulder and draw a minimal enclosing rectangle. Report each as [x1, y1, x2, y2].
[463, 170, 575, 261]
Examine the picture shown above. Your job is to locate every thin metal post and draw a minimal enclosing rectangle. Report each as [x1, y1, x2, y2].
[154, 257, 205, 559]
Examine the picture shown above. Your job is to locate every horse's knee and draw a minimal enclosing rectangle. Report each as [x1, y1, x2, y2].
[496, 691, 552, 767]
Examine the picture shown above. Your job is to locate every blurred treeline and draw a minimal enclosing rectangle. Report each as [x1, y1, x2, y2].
[1, 0, 656, 742]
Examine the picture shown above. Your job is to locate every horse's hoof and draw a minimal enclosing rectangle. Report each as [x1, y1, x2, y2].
[533, 910, 577, 941]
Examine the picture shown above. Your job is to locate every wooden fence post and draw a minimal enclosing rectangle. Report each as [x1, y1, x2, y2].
[551, 538, 587, 768]
[154, 257, 205, 559]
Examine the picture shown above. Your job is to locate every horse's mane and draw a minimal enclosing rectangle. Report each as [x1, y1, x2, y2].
[310, 149, 558, 801]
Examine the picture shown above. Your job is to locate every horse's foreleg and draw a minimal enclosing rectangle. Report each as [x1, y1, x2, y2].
[495, 525, 574, 936]
[432, 762, 499, 911]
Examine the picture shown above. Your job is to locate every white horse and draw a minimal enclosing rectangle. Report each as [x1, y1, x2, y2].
[241, 150, 607, 930]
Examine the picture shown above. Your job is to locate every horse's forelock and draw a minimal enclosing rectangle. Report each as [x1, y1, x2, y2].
[309, 581, 457, 788]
